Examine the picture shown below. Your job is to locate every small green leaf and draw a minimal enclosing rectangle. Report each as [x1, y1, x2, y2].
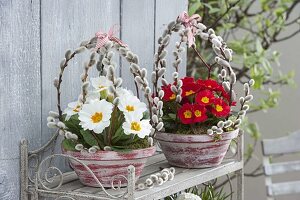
[110, 146, 132, 153]
[256, 39, 263, 54]
[168, 113, 176, 120]
[188, 1, 201, 15]
[62, 139, 77, 151]
[63, 114, 81, 134]
[112, 126, 126, 144]
[142, 111, 150, 120]
[80, 130, 98, 147]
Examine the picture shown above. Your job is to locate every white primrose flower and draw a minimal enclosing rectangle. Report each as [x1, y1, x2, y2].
[63, 101, 82, 120]
[91, 76, 113, 93]
[118, 94, 147, 120]
[176, 193, 202, 200]
[78, 99, 113, 134]
[116, 87, 133, 96]
[122, 115, 152, 138]
[85, 90, 100, 102]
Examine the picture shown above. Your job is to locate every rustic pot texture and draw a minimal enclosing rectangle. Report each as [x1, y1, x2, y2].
[155, 129, 239, 168]
[63, 146, 156, 187]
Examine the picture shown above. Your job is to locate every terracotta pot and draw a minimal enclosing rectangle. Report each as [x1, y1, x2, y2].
[155, 129, 239, 168]
[63, 146, 156, 187]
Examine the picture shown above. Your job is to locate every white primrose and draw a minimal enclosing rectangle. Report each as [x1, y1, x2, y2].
[118, 93, 147, 120]
[122, 115, 152, 138]
[116, 87, 133, 96]
[78, 99, 113, 134]
[91, 76, 113, 93]
[63, 101, 82, 120]
[85, 90, 100, 102]
[176, 193, 202, 200]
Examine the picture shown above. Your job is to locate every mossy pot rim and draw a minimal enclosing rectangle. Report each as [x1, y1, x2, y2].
[62, 145, 156, 161]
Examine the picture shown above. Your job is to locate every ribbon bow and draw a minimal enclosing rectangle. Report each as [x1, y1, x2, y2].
[178, 11, 202, 47]
[95, 25, 127, 50]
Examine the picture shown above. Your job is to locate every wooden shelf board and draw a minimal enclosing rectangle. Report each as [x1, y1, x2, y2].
[32, 152, 242, 200]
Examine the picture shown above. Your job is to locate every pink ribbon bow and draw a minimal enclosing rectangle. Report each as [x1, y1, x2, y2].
[178, 11, 202, 47]
[95, 25, 127, 50]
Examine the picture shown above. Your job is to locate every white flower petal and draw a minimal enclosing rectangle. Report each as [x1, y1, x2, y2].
[91, 76, 113, 92]
[78, 99, 113, 134]
[122, 118, 151, 138]
[93, 120, 110, 133]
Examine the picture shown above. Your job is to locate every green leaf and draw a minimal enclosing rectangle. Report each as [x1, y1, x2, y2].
[188, 1, 201, 15]
[142, 111, 150, 120]
[168, 113, 176, 120]
[209, 7, 221, 14]
[63, 114, 81, 134]
[62, 139, 77, 151]
[228, 41, 245, 54]
[80, 130, 98, 147]
[110, 146, 132, 153]
[112, 126, 126, 144]
[256, 39, 263, 54]
[246, 122, 261, 140]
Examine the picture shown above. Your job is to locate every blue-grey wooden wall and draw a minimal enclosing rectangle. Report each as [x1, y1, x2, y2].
[0, 0, 187, 199]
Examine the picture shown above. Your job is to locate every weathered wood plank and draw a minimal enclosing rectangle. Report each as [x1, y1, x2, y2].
[135, 160, 242, 200]
[0, 1, 40, 199]
[40, 0, 120, 172]
[42, 158, 241, 199]
[0, 0, 41, 159]
[262, 131, 300, 198]
[264, 160, 300, 175]
[262, 130, 300, 155]
[155, 0, 188, 81]
[41, 0, 120, 142]
[0, 159, 20, 200]
[267, 180, 300, 196]
[120, 0, 155, 94]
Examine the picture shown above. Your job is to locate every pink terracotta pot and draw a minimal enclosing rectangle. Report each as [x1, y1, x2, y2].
[155, 129, 239, 168]
[63, 146, 156, 187]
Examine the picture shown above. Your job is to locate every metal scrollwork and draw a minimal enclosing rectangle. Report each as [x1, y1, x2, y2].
[37, 154, 130, 199]
[55, 196, 77, 200]
[28, 153, 39, 184]
[110, 174, 129, 191]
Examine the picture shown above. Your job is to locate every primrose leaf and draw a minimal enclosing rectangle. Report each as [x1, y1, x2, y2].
[80, 129, 98, 147]
[62, 139, 77, 151]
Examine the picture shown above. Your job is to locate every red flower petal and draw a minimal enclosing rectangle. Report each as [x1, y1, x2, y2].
[181, 77, 195, 83]
[162, 84, 176, 101]
[178, 103, 194, 124]
[181, 77, 202, 97]
[193, 104, 207, 123]
[197, 79, 221, 90]
[211, 98, 230, 117]
[195, 90, 215, 106]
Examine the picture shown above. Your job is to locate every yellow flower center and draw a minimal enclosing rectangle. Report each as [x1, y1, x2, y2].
[126, 105, 135, 112]
[183, 110, 192, 119]
[99, 85, 105, 89]
[170, 93, 176, 100]
[194, 110, 202, 117]
[130, 121, 141, 131]
[185, 90, 195, 96]
[91, 112, 103, 123]
[216, 104, 223, 112]
[201, 97, 209, 104]
[73, 105, 81, 112]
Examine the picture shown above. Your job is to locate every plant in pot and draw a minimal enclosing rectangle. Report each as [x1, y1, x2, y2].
[152, 12, 254, 168]
[46, 26, 163, 187]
